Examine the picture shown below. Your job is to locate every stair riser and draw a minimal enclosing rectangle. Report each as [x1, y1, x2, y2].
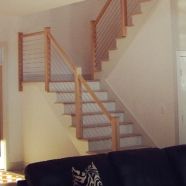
[56, 92, 108, 102]
[64, 102, 116, 114]
[89, 140, 111, 152]
[88, 136, 142, 151]
[81, 113, 124, 125]
[83, 125, 133, 138]
[127, 0, 142, 26]
[50, 81, 100, 92]
[120, 136, 142, 148]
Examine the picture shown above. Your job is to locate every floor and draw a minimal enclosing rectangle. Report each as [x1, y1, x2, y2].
[0, 170, 24, 185]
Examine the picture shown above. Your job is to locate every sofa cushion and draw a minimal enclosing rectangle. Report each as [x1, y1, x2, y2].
[25, 154, 119, 186]
[72, 162, 103, 186]
[109, 148, 180, 186]
[164, 145, 186, 186]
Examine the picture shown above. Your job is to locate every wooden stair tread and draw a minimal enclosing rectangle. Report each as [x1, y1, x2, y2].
[23, 80, 43, 82]
[57, 100, 115, 104]
[84, 133, 141, 141]
[49, 80, 100, 83]
[119, 145, 150, 151]
[71, 111, 124, 116]
[87, 145, 149, 154]
[51, 90, 107, 94]
[83, 122, 133, 128]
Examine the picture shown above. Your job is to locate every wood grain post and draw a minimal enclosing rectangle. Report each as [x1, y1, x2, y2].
[18, 32, 23, 91]
[75, 67, 83, 139]
[44, 27, 51, 92]
[0, 66, 2, 140]
[90, 20, 97, 79]
[120, 0, 127, 37]
[111, 117, 120, 151]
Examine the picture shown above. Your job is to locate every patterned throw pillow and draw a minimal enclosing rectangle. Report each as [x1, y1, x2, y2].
[72, 162, 103, 186]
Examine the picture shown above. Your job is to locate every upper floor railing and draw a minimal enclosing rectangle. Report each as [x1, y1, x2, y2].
[91, 0, 127, 74]
[91, 0, 143, 75]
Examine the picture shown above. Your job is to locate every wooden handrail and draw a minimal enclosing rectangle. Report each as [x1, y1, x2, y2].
[47, 32, 76, 74]
[23, 31, 44, 38]
[95, 0, 112, 25]
[79, 75, 119, 150]
[78, 75, 113, 121]
[47, 31, 119, 147]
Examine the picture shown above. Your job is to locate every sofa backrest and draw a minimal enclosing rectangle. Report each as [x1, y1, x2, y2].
[164, 145, 186, 186]
[24, 153, 120, 186]
[22, 145, 186, 186]
[108, 147, 181, 186]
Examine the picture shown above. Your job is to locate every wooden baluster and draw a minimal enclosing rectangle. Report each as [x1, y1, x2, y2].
[44, 27, 51, 92]
[18, 32, 23, 91]
[120, 0, 127, 37]
[75, 67, 83, 139]
[111, 117, 120, 151]
[90, 20, 97, 79]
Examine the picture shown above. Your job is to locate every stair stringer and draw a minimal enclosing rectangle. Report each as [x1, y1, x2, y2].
[95, 0, 157, 79]
[35, 83, 89, 156]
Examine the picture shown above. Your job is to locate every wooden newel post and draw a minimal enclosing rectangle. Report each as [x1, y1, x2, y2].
[120, 0, 127, 37]
[90, 20, 97, 79]
[111, 117, 120, 151]
[75, 67, 83, 139]
[18, 32, 23, 91]
[44, 27, 51, 92]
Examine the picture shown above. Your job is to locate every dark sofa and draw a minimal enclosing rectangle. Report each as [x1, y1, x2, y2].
[17, 145, 186, 186]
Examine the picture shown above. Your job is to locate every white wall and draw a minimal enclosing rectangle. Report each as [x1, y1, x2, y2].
[22, 83, 79, 164]
[100, 0, 177, 147]
[0, 16, 24, 170]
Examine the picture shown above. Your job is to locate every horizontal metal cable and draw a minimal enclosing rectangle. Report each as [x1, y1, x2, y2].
[50, 44, 74, 81]
[93, 0, 122, 68]
[22, 34, 45, 81]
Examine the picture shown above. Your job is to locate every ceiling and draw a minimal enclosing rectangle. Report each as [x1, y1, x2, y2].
[0, 0, 85, 16]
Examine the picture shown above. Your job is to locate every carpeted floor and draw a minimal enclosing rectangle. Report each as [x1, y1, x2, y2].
[0, 170, 24, 185]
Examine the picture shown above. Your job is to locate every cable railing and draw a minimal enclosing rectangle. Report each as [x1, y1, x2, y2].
[91, 0, 127, 74]
[18, 31, 45, 90]
[91, 0, 144, 75]
[18, 27, 120, 151]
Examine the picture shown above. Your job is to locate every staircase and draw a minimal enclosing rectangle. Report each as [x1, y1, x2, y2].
[50, 80, 143, 153]
[18, 0, 154, 154]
